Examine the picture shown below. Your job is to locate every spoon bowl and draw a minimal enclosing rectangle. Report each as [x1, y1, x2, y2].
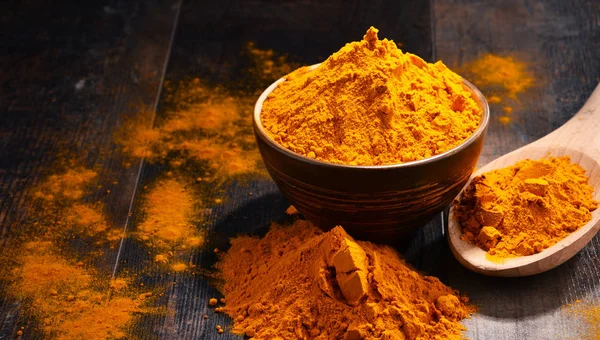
[448, 84, 600, 277]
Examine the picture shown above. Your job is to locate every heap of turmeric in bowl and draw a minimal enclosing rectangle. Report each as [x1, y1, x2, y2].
[261, 26, 482, 166]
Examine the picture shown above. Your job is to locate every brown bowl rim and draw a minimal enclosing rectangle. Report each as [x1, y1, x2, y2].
[253, 63, 490, 170]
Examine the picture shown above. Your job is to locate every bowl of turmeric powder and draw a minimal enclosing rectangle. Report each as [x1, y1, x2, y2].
[253, 27, 489, 240]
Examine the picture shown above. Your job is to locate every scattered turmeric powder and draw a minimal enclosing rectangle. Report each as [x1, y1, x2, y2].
[261, 27, 482, 165]
[34, 167, 97, 201]
[455, 157, 598, 261]
[11, 241, 145, 339]
[460, 54, 534, 124]
[27, 167, 124, 243]
[498, 116, 511, 125]
[116, 43, 298, 180]
[63, 203, 110, 237]
[109, 278, 129, 291]
[462, 54, 534, 99]
[3, 42, 302, 336]
[564, 299, 600, 339]
[117, 89, 261, 178]
[136, 178, 204, 250]
[170, 262, 188, 272]
[0, 165, 158, 338]
[216, 219, 474, 339]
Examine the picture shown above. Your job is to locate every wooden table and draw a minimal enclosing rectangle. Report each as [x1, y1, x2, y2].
[1, 0, 599, 339]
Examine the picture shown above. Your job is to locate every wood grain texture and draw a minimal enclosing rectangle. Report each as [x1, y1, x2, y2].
[434, 0, 600, 338]
[0, 0, 180, 338]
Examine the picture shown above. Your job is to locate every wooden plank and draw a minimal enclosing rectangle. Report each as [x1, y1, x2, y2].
[0, 0, 180, 338]
[433, 0, 600, 338]
[112, 1, 437, 338]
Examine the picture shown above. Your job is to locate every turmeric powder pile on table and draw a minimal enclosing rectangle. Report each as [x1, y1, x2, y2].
[216, 219, 473, 339]
[454, 157, 598, 261]
[261, 26, 482, 165]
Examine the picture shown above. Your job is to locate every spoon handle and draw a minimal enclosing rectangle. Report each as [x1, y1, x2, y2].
[540, 83, 600, 153]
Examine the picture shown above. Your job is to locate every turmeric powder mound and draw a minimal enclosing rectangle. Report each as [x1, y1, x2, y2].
[455, 157, 599, 261]
[136, 178, 204, 250]
[261, 27, 482, 165]
[216, 220, 473, 339]
[11, 241, 144, 339]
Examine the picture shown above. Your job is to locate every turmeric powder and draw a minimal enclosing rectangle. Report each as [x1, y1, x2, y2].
[454, 157, 598, 261]
[136, 178, 204, 251]
[460, 54, 535, 124]
[261, 27, 482, 165]
[461, 54, 534, 100]
[34, 167, 97, 201]
[117, 88, 262, 178]
[564, 299, 600, 339]
[10, 241, 146, 340]
[0, 165, 159, 339]
[216, 219, 474, 339]
[116, 42, 299, 179]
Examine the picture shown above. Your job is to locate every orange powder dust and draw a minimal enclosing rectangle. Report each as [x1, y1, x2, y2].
[461, 54, 535, 117]
[110, 278, 129, 291]
[498, 116, 511, 125]
[116, 83, 261, 178]
[565, 300, 600, 339]
[116, 43, 299, 180]
[63, 203, 110, 237]
[11, 241, 143, 339]
[179, 139, 259, 176]
[462, 54, 534, 99]
[170, 262, 188, 272]
[136, 178, 204, 250]
[34, 168, 97, 201]
[244, 41, 300, 86]
[26, 167, 123, 244]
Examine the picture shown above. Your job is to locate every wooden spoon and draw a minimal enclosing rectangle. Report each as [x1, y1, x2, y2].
[448, 84, 600, 277]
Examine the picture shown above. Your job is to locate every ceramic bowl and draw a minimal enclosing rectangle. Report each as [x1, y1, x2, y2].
[253, 64, 490, 241]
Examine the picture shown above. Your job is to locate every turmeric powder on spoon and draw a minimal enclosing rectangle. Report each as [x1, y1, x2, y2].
[261, 27, 482, 165]
[454, 156, 598, 262]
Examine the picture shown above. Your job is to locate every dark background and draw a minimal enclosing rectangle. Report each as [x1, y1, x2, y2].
[1, 0, 599, 339]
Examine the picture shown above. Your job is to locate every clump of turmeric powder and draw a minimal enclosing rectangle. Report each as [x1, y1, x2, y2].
[455, 157, 598, 261]
[216, 219, 474, 339]
[261, 27, 482, 165]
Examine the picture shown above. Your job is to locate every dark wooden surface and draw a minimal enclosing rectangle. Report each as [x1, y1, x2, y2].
[1, 0, 599, 339]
